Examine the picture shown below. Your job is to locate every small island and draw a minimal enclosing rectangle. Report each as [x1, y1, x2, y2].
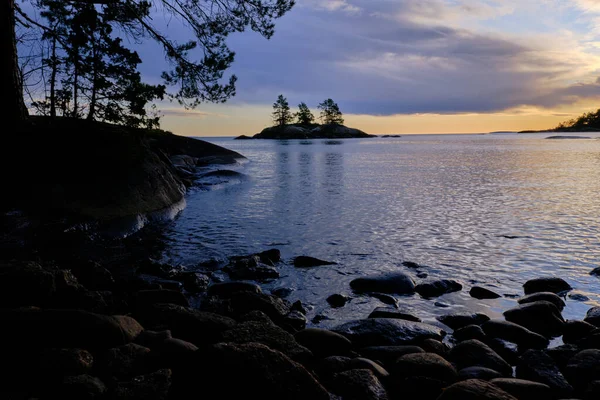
[519, 108, 600, 133]
[236, 95, 376, 140]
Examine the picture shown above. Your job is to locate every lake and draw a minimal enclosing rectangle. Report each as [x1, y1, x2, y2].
[160, 132, 600, 329]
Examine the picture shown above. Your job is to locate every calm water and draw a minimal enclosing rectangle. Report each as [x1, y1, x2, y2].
[160, 133, 600, 329]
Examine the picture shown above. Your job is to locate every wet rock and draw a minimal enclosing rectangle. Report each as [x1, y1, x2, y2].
[458, 366, 504, 381]
[454, 325, 487, 342]
[523, 277, 572, 295]
[59, 374, 107, 400]
[584, 307, 600, 327]
[134, 303, 235, 345]
[272, 287, 294, 298]
[135, 330, 172, 348]
[368, 307, 421, 322]
[222, 320, 313, 363]
[437, 379, 518, 400]
[224, 256, 280, 281]
[153, 337, 198, 367]
[228, 291, 291, 322]
[315, 356, 352, 385]
[367, 292, 398, 306]
[402, 261, 428, 269]
[415, 279, 462, 298]
[111, 369, 171, 400]
[449, 339, 512, 376]
[350, 273, 416, 295]
[312, 314, 333, 324]
[257, 249, 282, 266]
[328, 293, 349, 308]
[589, 267, 600, 276]
[516, 349, 573, 397]
[518, 291, 565, 311]
[482, 320, 549, 349]
[207, 281, 262, 297]
[569, 293, 590, 302]
[350, 358, 390, 380]
[291, 300, 308, 314]
[486, 338, 520, 366]
[293, 256, 336, 268]
[0, 308, 143, 349]
[282, 310, 307, 331]
[563, 320, 599, 344]
[170, 271, 209, 293]
[331, 369, 389, 400]
[393, 352, 458, 383]
[72, 261, 115, 291]
[437, 313, 491, 330]
[585, 380, 600, 400]
[504, 301, 565, 337]
[579, 332, 600, 349]
[39, 348, 94, 377]
[132, 289, 189, 309]
[490, 378, 552, 400]
[421, 338, 450, 358]
[470, 286, 501, 299]
[176, 342, 330, 400]
[358, 346, 424, 368]
[564, 349, 600, 391]
[100, 343, 151, 379]
[295, 328, 353, 358]
[332, 318, 445, 347]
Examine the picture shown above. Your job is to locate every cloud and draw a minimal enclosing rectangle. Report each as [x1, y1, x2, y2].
[159, 108, 226, 118]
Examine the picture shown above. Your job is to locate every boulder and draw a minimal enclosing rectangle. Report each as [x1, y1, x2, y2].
[0, 261, 56, 307]
[516, 349, 573, 397]
[448, 339, 512, 376]
[228, 291, 291, 322]
[293, 256, 336, 268]
[174, 342, 330, 400]
[458, 367, 504, 381]
[207, 281, 262, 297]
[590, 267, 600, 276]
[111, 369, 171, 400]
[523, 278, 572, 295]
[133, 303, 235, 345]
[470, 286, 502, 299]
[100, 343, 151, 379]
[221, 320, 313, 363]
[315, 356, 352, 381]
[454, 325, 487, 342]
[153, 337, 198, 367]
[437, 379, 518, 400]
[368, 307, 421, 322]
[282, 310, 307, 332]
[358, 346, 424, 368]
[490, 378, 552, 400]
[59, 374, 107, 400]
[295, 328, 353, 358]
[350, 273, 416, 295]
[135, 330, 172, 349]
[349, 358, 390, 380]
[437, 313, 491, 330]
[584, 380, 600, 400]
[503, 301, 564, 337]
[415, 279, 462, 298]
[38, 348, 94, 377]
[393, 353, 458, 383]
[0, 308, 143, 349]
[327, 294, 349, 308]
[169, 271, 209, 293]
[366, 292, 398, 306]
[331, 369, 389, 400]
[421, 338, 450, 358]
[331, 318, 444, 347]
[584, 307, 600, 327]
[563, 320, 599, 344]
[545, 344, 580, 371]
[481, 320, 549, 349]
[564, 349, 600, 391]
[517, 292, 565, 311]
[224, 256, 279, 281]
[391, 376, 446, 400]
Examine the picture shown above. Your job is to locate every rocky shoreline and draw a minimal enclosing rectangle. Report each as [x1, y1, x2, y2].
[2, 241, 600, 399]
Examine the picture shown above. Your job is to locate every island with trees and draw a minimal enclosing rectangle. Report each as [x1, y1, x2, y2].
[237, 95, 376, 139]
[519, 108, 600, 133]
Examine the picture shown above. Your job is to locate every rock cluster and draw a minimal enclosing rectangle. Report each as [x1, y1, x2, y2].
[1, 252, 598, 400]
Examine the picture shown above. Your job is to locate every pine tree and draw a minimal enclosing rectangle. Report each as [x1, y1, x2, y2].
[295, 102, 314, 125]
[318, 98, 344, 125]
[272, 94, 293, 126]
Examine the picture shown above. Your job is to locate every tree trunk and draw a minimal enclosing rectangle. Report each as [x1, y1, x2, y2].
[3, 0, 28, 122]
[87, 36, 96, 120]
[50, 34, 57, 118]
[73, 46, 79, 118]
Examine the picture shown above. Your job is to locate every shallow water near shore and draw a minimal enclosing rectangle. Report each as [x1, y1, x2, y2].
[160, 132, 600, 329]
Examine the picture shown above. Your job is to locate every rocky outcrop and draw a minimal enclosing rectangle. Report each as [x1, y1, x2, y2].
[253, 124, 376, 139]
[332, 318, 445, 347]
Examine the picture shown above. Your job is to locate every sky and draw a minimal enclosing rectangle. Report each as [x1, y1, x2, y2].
[26, 0, 600, 135]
